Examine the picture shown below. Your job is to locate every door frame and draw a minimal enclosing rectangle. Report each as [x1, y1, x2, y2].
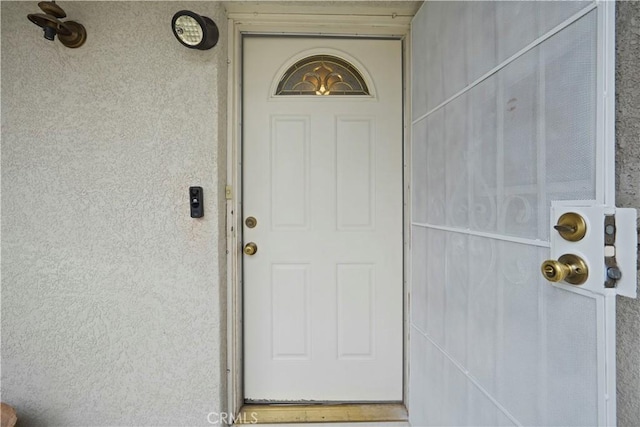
[225, 11, 413, 419]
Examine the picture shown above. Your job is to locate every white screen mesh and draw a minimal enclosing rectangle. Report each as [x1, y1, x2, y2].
[410, 4, 602, 426]
[411, 10, 597, 242]
[544, 283, 599, 425]
[412, 0, 593, 120]
[411, 234, 600, 425]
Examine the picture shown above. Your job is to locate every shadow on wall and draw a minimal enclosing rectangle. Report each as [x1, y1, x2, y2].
[615, 1, 640, 426]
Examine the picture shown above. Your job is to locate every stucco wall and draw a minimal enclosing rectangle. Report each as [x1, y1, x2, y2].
[1, 2, 228, 426]
[2, 1, 639, 426]
[616, 2, 640, 426]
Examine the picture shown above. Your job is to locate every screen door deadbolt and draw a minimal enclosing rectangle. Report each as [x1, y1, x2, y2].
[553, 212, 587, 242]
[189, 186, 203, 218]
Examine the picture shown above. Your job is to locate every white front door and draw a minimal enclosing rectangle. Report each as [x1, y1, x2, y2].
[242, 37, 404, 402]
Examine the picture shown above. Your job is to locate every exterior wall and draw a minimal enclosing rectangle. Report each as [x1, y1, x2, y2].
[2, 1, 639, 426]
[1, 2, 228, 426]
[615, 2, 640, 425]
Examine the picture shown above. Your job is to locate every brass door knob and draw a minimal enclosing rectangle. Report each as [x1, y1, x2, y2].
[541, 254, 589, 285]
[244, 242, 258, 256]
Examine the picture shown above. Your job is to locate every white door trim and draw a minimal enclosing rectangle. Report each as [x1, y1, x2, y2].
[225, 13, 412, 417]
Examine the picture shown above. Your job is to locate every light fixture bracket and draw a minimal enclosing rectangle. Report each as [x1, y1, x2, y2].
[27, 1, 86, 48]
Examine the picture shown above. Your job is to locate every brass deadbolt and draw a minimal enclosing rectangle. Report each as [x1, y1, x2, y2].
[541, 254, 589, 285]
[245, 216, 257, 229]
[244, 242, 258, 256]
[553, 212, 587, 242]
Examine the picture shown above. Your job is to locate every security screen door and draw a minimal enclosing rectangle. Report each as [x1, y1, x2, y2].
[410, 1, 636, 426]
[242, 37, 403, 401]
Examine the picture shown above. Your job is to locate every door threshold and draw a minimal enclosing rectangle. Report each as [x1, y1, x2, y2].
[236, 403, 408, 424]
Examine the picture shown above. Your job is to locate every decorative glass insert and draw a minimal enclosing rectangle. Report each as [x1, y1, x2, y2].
[276, 55, 370, 96]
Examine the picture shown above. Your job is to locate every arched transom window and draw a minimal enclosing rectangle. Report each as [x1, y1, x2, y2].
[275, 55, 370, 96]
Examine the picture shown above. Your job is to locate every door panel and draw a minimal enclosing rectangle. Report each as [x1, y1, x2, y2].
[411, 2, 634, 426]
[243, 37, 403, 401]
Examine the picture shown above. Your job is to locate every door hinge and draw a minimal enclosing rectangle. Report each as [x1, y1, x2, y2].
[601, 210, 637, 297]
[225, 185, 233, 200]
[604, 215, 620, 289]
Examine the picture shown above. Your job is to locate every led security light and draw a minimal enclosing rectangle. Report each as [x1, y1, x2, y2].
[171, 10, 219, 50]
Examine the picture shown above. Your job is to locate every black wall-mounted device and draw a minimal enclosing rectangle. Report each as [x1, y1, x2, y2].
[189, 186, 204, 218]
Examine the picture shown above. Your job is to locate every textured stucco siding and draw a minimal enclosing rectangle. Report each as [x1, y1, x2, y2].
[1, 2, 228, 426]
[616, 2, 640, 426]
[2, 1, 640, 426]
